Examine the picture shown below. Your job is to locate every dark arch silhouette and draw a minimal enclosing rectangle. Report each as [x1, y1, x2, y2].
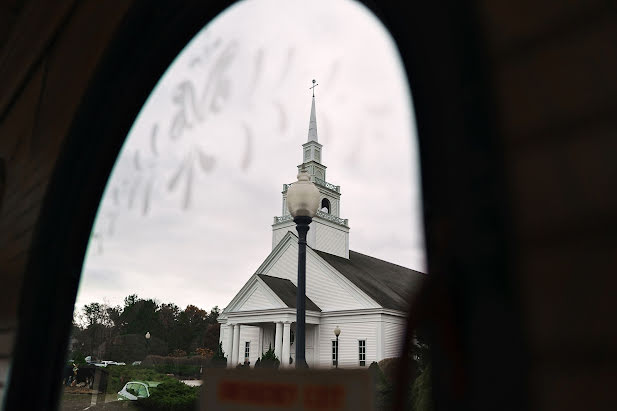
[3, 1, 531, 410]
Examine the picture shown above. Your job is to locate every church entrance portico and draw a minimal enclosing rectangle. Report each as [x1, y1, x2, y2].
[222, 309, 320, 368]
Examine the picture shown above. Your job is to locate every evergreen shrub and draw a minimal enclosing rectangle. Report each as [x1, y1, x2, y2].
[135, 380, 199, 411]
[254, 344, 279, 369]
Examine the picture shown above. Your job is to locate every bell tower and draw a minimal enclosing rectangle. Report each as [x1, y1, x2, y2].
[272, 85, 350, 258]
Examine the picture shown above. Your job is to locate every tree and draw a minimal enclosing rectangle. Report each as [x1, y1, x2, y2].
[67, 294, 222, 364]
[210, 342, 227, 368]
[409, 331, 432, 411]
[117, 295, 159, 336]
[176, 305, 208, 353]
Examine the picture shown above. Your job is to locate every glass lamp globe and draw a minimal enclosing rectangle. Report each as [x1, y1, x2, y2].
[287, 170, 320, 218]
[334, 326, 341, 337]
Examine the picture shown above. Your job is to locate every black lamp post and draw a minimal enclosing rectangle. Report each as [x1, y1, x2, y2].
[145, 331, 151, 359]
[334, 326, 341, 368]
[287, 170, 320, 369]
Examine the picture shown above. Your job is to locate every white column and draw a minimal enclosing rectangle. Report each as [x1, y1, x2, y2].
[225, 324, 234, 367]
[258, 326, 264, 356]
[231, 324, 240, 366]
[314, 325, 320, 367]
[282, 322, 291, 368]
[274, 322, 283, 361]
[238, 326, 245, 364]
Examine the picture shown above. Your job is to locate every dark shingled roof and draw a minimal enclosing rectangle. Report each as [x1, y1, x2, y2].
[315, 250, 425, 312]
[257, 274, 321, 312]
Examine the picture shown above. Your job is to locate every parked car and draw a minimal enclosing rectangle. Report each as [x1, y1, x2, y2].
[84, 356, 99, 364]
[131, 361, 142, 366]
[117, 381, 161, 401]
[101, 360, 126, 366]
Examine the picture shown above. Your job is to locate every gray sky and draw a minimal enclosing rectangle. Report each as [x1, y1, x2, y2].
[76, 0, 426, 312]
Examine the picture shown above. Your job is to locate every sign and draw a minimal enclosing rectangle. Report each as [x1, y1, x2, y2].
[202, 368, 374, 410]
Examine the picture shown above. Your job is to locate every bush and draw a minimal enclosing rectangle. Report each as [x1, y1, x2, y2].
[104, 366, 177, 394]
[369, 362, 393, 411]
[254, 344, 279, 369]
[153, 364, 201, 377]
[71, 352, 86, 365]
[169, 349, 188, 358]
[194, 347, 214, 358]
[106, 334, 167, 363]
[411, 363, 433, 411]
[209, 342, 227, 369]
[378, 357, 399, 385]
[135, 380, 199, 411]
[142, 355, 207, 378]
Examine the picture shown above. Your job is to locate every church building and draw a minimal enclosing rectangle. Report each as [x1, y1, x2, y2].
[217, 95, 424, 368]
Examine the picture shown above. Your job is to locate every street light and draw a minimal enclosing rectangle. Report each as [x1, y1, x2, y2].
[333, 326, 341, 368]
[145, 332, 151, 359]
[287, 169, 320, 368]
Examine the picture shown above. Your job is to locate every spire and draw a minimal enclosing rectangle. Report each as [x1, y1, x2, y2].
[307, 96, 318, 142]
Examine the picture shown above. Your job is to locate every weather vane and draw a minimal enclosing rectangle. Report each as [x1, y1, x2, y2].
[309, 79, 319, 97]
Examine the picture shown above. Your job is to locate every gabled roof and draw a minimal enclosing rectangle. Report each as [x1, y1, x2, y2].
[257, 274, 321, 312]
[314, 250, 425, 312]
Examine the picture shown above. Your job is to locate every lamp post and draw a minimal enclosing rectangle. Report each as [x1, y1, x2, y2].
[334, 326, 341, 368]
[145, 331, 151, 359]
[287, 169, 320, 368]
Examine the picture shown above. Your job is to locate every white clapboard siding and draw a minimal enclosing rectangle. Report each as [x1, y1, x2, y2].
[318, 321, 379, 368]
[264, 243, 368, 311]
[384, 321, 405, 359]
[289, 325, 317, 366]
[237, 325, 260, 367]
[237, 284, 282, 311]
[272, 225, 294, 249]
[260, 323, 276, 355]
[315, 224, 346, 257]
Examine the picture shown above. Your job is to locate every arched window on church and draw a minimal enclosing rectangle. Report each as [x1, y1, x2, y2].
[321, 198, 331, 214]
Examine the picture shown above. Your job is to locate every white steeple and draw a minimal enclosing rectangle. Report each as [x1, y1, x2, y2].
[272, 83, 350, 258]
[307, 96, 318, 142]
[301, 91, 325, 177]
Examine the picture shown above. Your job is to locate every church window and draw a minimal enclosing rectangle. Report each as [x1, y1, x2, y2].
[304, 149, 310, 161]
[244, 341, 250, 361]
[321, 198, 331, 213]
[358, 340, 366, 366]
[332, 340, 338, 366]
[315, 149, 321, 163]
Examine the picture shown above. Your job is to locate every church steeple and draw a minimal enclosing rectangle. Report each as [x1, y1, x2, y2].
[301, 87, 324, 177]
[271, 83, 350, 259]
[307, 96, 318, 143]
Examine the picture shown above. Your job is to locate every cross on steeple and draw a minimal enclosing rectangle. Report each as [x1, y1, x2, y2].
[309, 79, 318, 97]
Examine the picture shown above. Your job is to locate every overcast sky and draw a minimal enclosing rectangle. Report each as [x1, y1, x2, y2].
[76, 0, 426, 313]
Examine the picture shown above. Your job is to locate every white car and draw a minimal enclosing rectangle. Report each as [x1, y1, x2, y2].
[101, 360, 126, 366]
[117, 381, 161, 401]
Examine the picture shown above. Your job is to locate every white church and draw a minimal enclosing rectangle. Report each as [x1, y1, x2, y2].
[217, 95, 424, 368]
